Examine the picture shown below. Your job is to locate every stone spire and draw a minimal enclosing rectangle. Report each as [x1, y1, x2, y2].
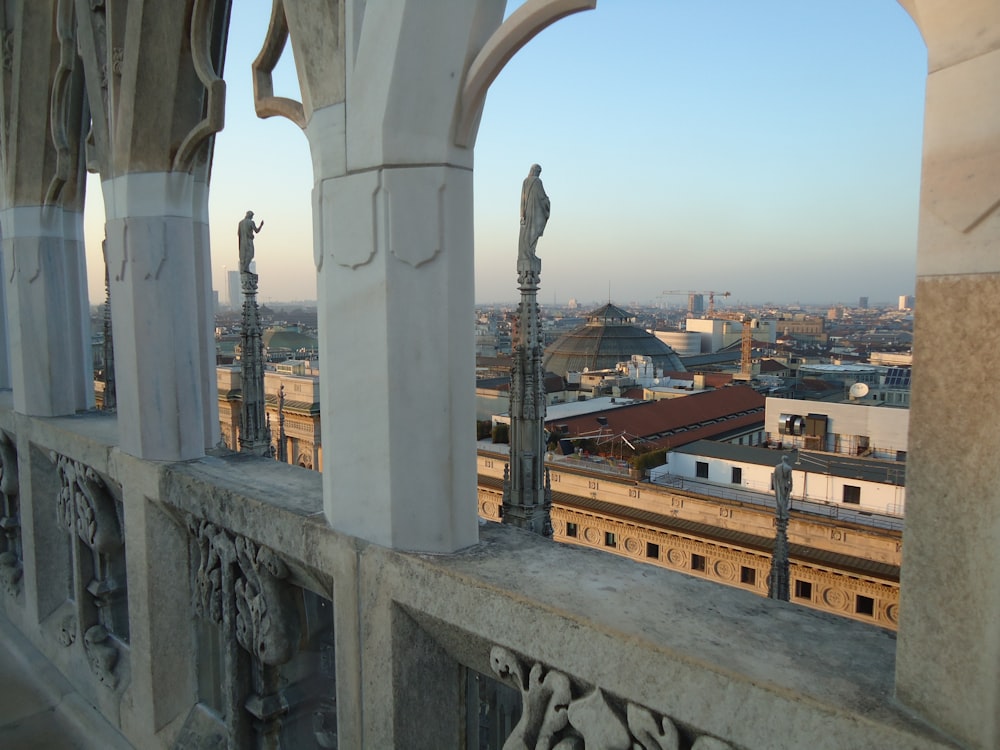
[101, 239, 116, 411]
[768, 455, 792, 601]
[502, 166, 552, 537]
[276, 384, 287, 463]
[768, 513, 790, 601]
[238, 218, 272, 457]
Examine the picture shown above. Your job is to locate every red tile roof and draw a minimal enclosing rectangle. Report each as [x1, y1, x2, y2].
[547, 386, 765, 451]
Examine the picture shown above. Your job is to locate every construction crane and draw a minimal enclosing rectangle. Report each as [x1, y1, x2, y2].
[741, 317, 758, 377]
[715, 311, 758, 377]
[660, 290, 731, 317]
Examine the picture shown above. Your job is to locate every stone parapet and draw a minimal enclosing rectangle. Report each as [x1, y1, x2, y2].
[0, 404, 960, 749]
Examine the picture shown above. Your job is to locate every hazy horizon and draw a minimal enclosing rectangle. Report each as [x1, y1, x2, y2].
[83, 1, 926, 309]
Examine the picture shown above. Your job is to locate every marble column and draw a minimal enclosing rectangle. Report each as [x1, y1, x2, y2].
[2, 207, 91, 416]
[314, 162, 479, 552]
[193, 179, 221, 448]
[894, 3, 1000, 747]
[73, 0, 230, 460]
[102, 173, 207, 461]
[253, 0, 596, 553]
[0, 1, 91, 416]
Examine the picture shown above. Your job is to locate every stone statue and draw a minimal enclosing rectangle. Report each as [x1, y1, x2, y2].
[238, 211, 264, 273]
[773, 454, 793, 520]
[519, 164, 550, 262]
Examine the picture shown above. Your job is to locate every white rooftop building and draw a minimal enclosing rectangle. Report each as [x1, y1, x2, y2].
[653, 440, 906, 519]
[765, 396, 908, 459]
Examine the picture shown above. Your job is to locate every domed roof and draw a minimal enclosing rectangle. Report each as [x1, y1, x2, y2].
[263, 327, 318, 352]
[543, 303, 685, 376]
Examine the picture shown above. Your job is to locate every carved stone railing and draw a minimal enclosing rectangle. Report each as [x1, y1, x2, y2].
[488, 644, 731, 749]
[180, 513, 336, 749]
[0, 405, 962, 749]
[51, 449, 128, 689]
[0, 430, 21, 598]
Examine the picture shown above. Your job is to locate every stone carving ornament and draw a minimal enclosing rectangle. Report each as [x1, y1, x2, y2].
[490, 645, 732, 750]
[52, 452, 122, 556]
[83, 624, 119, 687]
[234, 535, 300, 666]
[46, 0, 80, 205]
[50, 451, 125, 687]
[190, 519, 232, 626]
[0, 431, 20, 597]
[187, 516, 302, 667]
[1, 28, 13, 72]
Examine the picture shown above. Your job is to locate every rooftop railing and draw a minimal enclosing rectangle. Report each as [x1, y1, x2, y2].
[0, 403, 956, 749]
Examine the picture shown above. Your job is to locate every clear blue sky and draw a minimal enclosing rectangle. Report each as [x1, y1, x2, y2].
[84, 1, 927, 308]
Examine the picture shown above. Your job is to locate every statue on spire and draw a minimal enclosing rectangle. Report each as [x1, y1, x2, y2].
[518, 164, 550, 263]
[237, 210, 271, 457]
[504, 165, 553, 537]
[238, 210, 264, 273]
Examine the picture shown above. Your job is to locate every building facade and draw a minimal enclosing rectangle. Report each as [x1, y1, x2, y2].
[656, 440, 906, 517]
[477, 449, 900, 630]
[218, 365, 322, 470]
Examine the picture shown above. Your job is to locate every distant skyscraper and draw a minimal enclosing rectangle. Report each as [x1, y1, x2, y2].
[227, 270, 241, 309]
[859, 296, 869, 309]
[689, 294, 705, 316]
[898, 295, 915, 311]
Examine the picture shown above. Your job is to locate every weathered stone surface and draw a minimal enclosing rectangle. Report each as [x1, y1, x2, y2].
[897, 273, 1000, 748]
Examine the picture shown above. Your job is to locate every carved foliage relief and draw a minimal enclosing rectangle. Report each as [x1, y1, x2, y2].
[187, 516, 302, 667]
[51, 451, 126, 688]
[490, 646, 732, 750]
[53, 452, 122, 555]
[190, 519, 231, 627]
[234, 535, 300, 666]
[0, 432, 21, 597]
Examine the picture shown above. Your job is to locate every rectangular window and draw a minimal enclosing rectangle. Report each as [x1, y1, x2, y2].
[604, 531, 617, 548]
[731, 467, 742, 485]
[696, 461, 709, 479]
[794, 580, 813, 600]
[566, 522, 577, 538]
[740, 566, 756, 585]
[691, 553, 706, 572]
[646, 542, 660, 559]
[855, 595, 875, 616]
[843, 485, 861, 505]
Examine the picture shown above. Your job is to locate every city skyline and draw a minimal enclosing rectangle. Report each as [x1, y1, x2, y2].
[82, 1, 926, 307]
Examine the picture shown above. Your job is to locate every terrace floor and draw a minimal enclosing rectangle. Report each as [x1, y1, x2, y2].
[0, 613, 131, 750]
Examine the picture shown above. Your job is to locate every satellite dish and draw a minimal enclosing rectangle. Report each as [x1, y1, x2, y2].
[849, 382, 870, 399]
